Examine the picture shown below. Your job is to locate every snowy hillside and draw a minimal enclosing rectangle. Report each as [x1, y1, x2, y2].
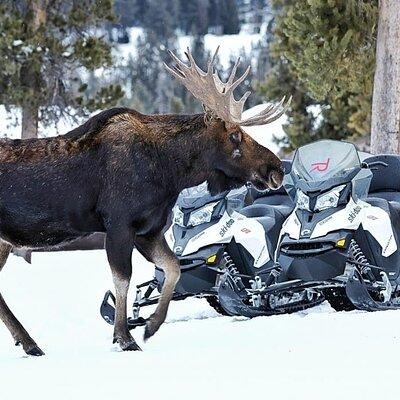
[0, 249, 399, 400]
[117, 27, 264, 68]
[0, 20, 277, 141]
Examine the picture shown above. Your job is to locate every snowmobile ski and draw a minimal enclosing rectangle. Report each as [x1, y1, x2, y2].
[346, 267, 400, 311]
[218, 272, 325, 317]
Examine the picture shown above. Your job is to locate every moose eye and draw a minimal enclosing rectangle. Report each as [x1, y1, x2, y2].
[230, 132, 242, 144]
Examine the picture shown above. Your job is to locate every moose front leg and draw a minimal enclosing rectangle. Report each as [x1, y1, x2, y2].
[135, 233, 181, 341]
[105, 227, 141, 351]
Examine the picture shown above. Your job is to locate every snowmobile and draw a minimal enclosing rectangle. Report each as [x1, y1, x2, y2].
[100, 159, 327, 329]
[222, 139, 400, 316]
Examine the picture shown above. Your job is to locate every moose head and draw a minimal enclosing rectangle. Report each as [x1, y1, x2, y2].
[165, 46, 291, 194]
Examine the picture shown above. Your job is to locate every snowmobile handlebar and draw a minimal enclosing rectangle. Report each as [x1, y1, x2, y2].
[361, 160, 388, 169]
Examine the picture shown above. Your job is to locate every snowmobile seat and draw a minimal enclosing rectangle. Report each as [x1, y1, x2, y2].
[240, 204, 275, 219]
[239, 204, 285, 250]
[240, 204, 287, 230]
[254, 193, 292, 208]
[370, 192, 400, 202]
[365, 155, 400, 203]
[253, 189, 293, 218]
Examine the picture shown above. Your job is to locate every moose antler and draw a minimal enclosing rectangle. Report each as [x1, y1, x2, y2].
[164, 46, 291, 126]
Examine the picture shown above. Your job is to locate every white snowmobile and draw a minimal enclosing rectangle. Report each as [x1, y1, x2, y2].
[222, 139, 400, 315]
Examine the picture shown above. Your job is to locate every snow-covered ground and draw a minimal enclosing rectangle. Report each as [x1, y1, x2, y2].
[0, 249, 399, 400]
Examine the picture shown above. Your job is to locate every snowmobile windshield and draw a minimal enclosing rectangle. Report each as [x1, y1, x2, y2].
[178, 182, 227, 209]
[292, 140, 360, 183]
[180, 182, 209, 200]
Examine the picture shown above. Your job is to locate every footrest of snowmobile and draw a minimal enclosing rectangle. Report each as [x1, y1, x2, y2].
[127, 317, 147, 329]
[346, 268, 400, 311]
[100, 290, 147, 330]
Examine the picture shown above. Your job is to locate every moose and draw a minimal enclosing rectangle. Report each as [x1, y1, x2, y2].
[0, 48, 289, 355]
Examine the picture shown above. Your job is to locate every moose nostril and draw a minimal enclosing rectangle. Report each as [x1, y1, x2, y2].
[268, 170, 283, 190]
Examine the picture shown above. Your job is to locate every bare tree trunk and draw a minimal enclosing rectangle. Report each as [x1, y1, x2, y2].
[371, 0, 400, 154]
[21, 105, 39, 139]
[20, 0, 47, 139]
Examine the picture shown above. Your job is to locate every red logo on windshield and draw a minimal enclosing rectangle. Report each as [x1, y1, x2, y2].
[311, 158, 330, 172]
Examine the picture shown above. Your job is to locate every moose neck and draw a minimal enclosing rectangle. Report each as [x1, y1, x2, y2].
[155, 113, 216, 194]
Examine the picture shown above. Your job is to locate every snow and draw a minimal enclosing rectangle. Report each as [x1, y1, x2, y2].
[0, 105, 76, 139]
[242, 103, 286, 154]
[0, 249, 399, 400]
[113, 27, 144, 60]
[0, 106, 20, 138]
[179, 31, 262, 68]
[117, 27, 262, 68]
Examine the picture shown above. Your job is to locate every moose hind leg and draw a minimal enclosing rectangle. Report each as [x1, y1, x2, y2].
[0, 241, 44, 356]
[106, 228, 141, 351]
[136, 234, 180, 341]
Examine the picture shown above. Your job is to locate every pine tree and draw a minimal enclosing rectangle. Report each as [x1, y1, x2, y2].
[114, 0, 142, 28]
[258, 0, 378, 152]
[0, 0, 123, 139]
[179, 0, 196, 34]
[196, 0, 210, 36]
[154, 68, 174, 114]
[208, 0, 222, 34]
[144, 0, 179, 38]
[220, 0, 240, 34]
[128, 34, 162, 113]
[127, 0, 181, 114]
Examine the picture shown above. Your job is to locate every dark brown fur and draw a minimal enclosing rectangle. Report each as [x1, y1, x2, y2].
[0, 107, 283, 355]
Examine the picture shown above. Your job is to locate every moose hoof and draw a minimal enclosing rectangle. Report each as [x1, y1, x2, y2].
[15, 339, 45, 356]
[143, 318, 160, 341]
[113, 335, 142, 351]
[121, 340, 142, 352]
[25, 345, 45, 357]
